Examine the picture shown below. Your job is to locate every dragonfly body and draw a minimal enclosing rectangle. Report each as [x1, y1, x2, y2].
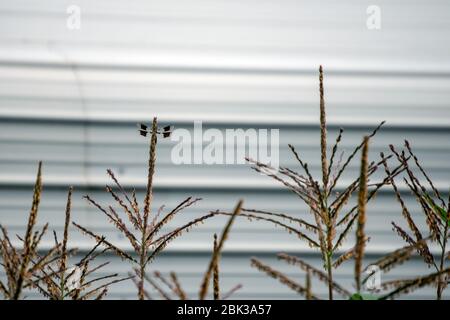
[138, 123, 173, 138]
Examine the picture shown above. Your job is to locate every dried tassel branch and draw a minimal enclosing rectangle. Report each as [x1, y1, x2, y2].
[385, 143, 449, 294]
[305, 270, 312, 300]
[72, 222, 135, 262]
[251, 258, 319, 300]
[153, 271, 176, 295]
[328, 121, 385, 194]
[146, 212, 216, 265]
[319, 65, 328, 190]
[145, 197, 202, 244]
[241, 208, 318, 232]
[326, 128, 344, 187]
[143, 272, 171, 300]
[355, 137, 369, 292]
[221, 284, 243, 300]
[13, 161, 43, 300]
[214, 211, 319, 248]
[333, 237, 370, 269]
[170, 272, 187, 300]
[107, 169, 139, 218]
[105, 185, 141, 232]
[60, 187, 72, 276]
[239, 68, 394, 301]
[95, 288, 108, 300]
[143, 117, 158, 226]
[213, 233, 220, 300]
[147, 201, 242, 300]
[362, 237, 431, 286]
[333, 212, 359, 254]
[380, 268, 450, 300]
[277, 253, 351, 298]
[32, 191, 124, 300]
[199, 200, 242, 300]
[79, 275, 133, 300]
[74, 117, 216, 300]
[381, 156, 425, 245]
[404, 140, 445, 207]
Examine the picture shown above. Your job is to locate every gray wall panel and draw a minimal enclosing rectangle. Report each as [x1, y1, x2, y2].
[0, 0, 449, 299]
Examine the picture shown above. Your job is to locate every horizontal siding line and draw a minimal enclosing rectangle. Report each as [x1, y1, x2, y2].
[21, 242, 442, 257]
[3, 10, 428, 29]
[0, 143, 428, 152]
[0, 140, 446, 151]
[2, 61, 450, 79]
[0, 225, 403, 235]
[0, 176, 448, 192]
[6, 78, 450, 91]
[0, 273, 371, 283]
[2, 7, 448, 24]
[2, 0, 449, 15]
[0, 159, 448, 169]
[3, 97, 449, 111]
[1, 115, 449, 131]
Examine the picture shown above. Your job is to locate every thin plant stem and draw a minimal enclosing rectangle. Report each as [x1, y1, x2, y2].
[437, 192, 449, 300]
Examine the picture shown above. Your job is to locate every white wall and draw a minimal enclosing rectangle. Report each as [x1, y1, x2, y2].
[0, 0, 449, 299]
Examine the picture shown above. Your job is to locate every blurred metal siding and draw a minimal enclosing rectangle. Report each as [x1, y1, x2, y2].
[0, 0, 449, 299]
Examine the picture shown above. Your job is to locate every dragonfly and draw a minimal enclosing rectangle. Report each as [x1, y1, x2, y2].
[137, 123, 173, 138]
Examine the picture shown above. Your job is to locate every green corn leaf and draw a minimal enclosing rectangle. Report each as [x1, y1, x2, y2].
[424, 194, 450, 227]
[349, 293, 379, 300]
[350, 293, 363, 300]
